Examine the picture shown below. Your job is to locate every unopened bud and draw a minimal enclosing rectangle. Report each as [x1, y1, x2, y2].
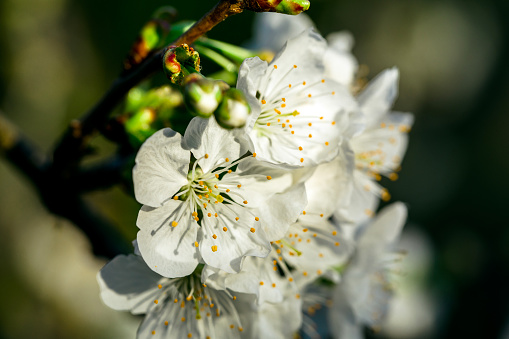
[163, 44, 200, 85]
[125, 108, 158, 147]
[124, 8, 177, 71]
[183, 74, 226, 118]
[244, 0, 310, 15]
[214, 88, 251, 129]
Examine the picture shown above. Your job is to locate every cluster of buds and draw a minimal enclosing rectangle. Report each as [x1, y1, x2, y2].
[164, 44, 251, 129]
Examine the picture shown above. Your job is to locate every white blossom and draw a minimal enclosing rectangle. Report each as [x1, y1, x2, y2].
[236, 28, 357, 167]
[328, 202, 408, 339]
[133, 117, 307, 278]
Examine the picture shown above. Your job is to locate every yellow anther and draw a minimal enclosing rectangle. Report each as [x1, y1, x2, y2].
[255, 217, 259, 221]
[321, 79, 325, 83]
[158, 284, 162, 289]
[223, 227, 228, 232]
[276, 249, 281, 254]
[303, 81, 306, 85]
[266, 176, 272, 180]
[181, 317, 186, 322]
[332, 231, 337, 236]
[308, 94, 312, 98]
[319, 253, 324, 258]
[186, 296, 193, 301]
[228, 169, 232, 173]
[289, 124, 293, 128]
[282, 123, 286, 128]
[173, 196, 179, 200]
[299, 146, 303, 151]
[332, 121, 336, 125]
[300, 158, 304, 163]
[203, 203, 207, 208]
[320, 213, 324, 217]
[230, 325, 235, 329]
[208, 213, 212, 217]
[267, 122, 271, 126]
[171, 221, 178, 227]
[332, 91, 336, 95]
[212, 234, 217, 239]
[250, 228, 256, 233]
[215, 213, 218, 217]
[205, 154, 209, 159]
[308, 134, 312, 138]
[235, 217, 239, 221]
[308, 123, 312, 126]
[211, 245, 218, 252]
[215, 174, 219, 179]
[226, 189, 230, 192]
[199, 181, 204, 186]
[291, 131, 295, 134]
[259, 281, 264, 285]
[225, 158, 229, 162]
[272, 283, 276, 288]
[302, 228, 308, 232]
[195, 241, 199, 247]
[302, 210, 306, 215]
[281, 103, 286, 108]
[296, 294, 301, 299]
[293, 65, 297, 68]
[174, 299, 178, 303]
[274, 65, 278, 69]
[243, 200, 248, 204]
[274, 108, 281, 114]
[164, 321, 169, 326]
[313, 233, 317, 237]
[252, 153, 257, 157]
[152, 331, 156, 335]
[389, 173, 399, 181]
[154, 300, 159, 304]
[233, 296, 237, 300]
[380, 122, 386, 128]
[181, 301, 185, 308]
[289, 277, 294, 282]
[335, 242, 340, 246]
[237, 184, 242, 188]
[261, 100, 266, 104]
[289, 84, 292, 88]
[188, 334, 192, 338]
[282, 98, 286, 102]
[303, 271, 308, 276]
[381, 190, 391, 202]
[239, 327, 244, 332]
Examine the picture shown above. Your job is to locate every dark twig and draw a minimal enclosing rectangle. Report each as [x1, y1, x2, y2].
[0, 112, 131, 258]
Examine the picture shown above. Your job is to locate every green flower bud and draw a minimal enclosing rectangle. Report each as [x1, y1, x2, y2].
[125, 108, 158, 148]
[183, 74, 226, 118]
[163, 44, 201, 85]
[124, 8, 177, 71]
[214, 88, 251, 129]
[244, 0, 310, 15]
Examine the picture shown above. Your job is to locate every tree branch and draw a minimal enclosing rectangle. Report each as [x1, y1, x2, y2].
[52, 0, 245, 171]
[0, 112, 131, 258]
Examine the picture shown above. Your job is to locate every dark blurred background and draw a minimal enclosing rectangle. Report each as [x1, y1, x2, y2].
[1, 0, 508, 338]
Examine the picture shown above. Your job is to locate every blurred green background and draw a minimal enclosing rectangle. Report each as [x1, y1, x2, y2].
[1, 0, 508, 338]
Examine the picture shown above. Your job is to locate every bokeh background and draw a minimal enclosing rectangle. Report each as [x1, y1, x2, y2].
[1, 0, 508, 338]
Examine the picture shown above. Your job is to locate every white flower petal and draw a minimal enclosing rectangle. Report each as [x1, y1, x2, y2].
[136, 201, 200, 278]
[248, 12, 314, 52]
[324, 31, 358, 87]
[183, 117, 245, 173]
[133, 128, 190, 207]
[357, 68, 400, 128]
[199, 204, 271, 273]
[97, 255, 163, 315]
[304, 144, 355, 219]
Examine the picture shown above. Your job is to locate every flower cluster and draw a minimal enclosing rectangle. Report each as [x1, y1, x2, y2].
[98, 14, 413, 339]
